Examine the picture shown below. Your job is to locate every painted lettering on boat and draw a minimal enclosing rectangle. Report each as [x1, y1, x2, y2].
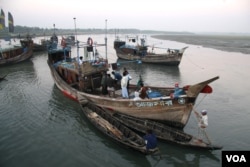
[134, 100, 173, 107]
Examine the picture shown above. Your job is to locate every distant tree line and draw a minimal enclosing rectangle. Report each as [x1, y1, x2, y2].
[0, 25, 192, 39]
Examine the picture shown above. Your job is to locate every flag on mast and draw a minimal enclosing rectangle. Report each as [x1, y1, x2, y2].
[0, 9, 5, 29]
[8, 12, 14, 33]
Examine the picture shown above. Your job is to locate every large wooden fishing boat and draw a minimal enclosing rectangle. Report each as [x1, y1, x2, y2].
[113, 35, 188, 66]
[47, 36, 219, 129]
[105, 111, 222, 150]
[0, 39, 33, 66]
[80, 103, 160, 155]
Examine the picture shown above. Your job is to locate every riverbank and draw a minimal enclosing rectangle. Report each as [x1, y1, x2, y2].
[151, 34, 250, 54]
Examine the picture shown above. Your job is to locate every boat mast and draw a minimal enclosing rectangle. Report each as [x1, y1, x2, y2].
[73, 17, 81, 74]
[105, 19, 107, 61]
[73, 17, 77, 42]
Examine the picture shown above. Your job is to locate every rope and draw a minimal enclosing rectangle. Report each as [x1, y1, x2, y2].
[185, 53, 204, 70]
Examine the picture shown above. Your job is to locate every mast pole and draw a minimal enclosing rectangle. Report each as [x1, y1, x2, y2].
[105, 19, 107, 61]
[73, 18, 80, 72]
[73, 17, 77, 42]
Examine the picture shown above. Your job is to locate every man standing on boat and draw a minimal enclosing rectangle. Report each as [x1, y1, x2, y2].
[194, 109, 210, 142]
[123, 68, 132, 95]
[121, 71, 129, 98]
[101, 72, 108, 95]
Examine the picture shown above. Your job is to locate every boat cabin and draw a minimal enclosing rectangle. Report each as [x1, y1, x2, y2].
[48, 44, 108, 93]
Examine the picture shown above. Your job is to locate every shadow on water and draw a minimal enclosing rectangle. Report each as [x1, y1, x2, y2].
[147, 142, 221, 167]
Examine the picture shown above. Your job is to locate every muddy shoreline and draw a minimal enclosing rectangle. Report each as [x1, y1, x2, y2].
[151, 34, 250, 54]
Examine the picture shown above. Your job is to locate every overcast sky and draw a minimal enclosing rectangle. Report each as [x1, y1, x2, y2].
[1, 0, 250, 33]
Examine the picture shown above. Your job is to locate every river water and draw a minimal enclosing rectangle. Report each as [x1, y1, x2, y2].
[0, 34, 250, 167]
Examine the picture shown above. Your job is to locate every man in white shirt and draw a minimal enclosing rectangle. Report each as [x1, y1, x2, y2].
[194, 109, 209, 142]
[121, 72, 129, 98]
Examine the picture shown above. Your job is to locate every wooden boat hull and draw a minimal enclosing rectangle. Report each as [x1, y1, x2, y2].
[0, 39, 33, 66]
[109, 112, 223, 150]
[33, 43, 47, 52]
[80, 103, 160, 155]
[78, 91, 194, 128]
[47, 59, 81, 102]
[114, 40, 188, 66]
[115, 52, 184, 66]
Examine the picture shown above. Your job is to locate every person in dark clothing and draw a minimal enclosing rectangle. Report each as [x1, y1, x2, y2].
[111, 71, 122, 84]
[101, 72, 108, 95]
[143, 129, 157, 151]
[107, 74, 115, 97]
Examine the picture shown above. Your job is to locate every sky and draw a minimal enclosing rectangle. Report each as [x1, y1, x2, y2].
[1, 0, 250, 33]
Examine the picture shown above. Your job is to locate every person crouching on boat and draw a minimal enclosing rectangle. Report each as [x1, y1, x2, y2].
[143, 129, 157, 151]
[139, 83, 149, 99]
[172, 82, 185, 99]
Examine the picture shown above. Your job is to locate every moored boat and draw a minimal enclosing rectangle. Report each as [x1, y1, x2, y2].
[0, 10, 33, 66]
[80, 103, 160, 155]
[107, 111, 222, 150]
[113, 35, 188, 66]
[47, 36, 219, 129]
[0, 38, 33, 66]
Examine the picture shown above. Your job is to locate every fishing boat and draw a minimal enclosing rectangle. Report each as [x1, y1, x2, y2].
[65, 35, 75, 46]
[47, 33, 219, 129]
[0, 10, 34, 66]
[0, 38, 33, 66]
[33, 39, 49, 52]
[78, 76, 219, 129]
[113, 35, 188, 66]
[47, 36, 108, 102]
[80, 102, 160, 155]
[105, 111, 222, 150]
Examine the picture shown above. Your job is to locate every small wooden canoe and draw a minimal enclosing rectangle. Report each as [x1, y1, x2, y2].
[107, 111, 222, 150]
[80, 103, 160, 155]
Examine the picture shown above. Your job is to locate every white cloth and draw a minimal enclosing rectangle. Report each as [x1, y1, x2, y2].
[199, 115, 208, 128]
[122, 87, 129, 98]
[121, 75, 129, 87]
[133, 91, 141, 100]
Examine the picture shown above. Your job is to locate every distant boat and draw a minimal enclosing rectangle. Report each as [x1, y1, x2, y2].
[0, 9, 33, 66]
[65, 35, 75, 46]
[33, 39, 50, 52]
[113, 35, 188, 66]
[0, 38, 33, 66]
[80, 103, 160, 155]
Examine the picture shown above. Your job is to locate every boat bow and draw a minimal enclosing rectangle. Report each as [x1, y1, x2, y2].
[187, 76, 219, 97]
